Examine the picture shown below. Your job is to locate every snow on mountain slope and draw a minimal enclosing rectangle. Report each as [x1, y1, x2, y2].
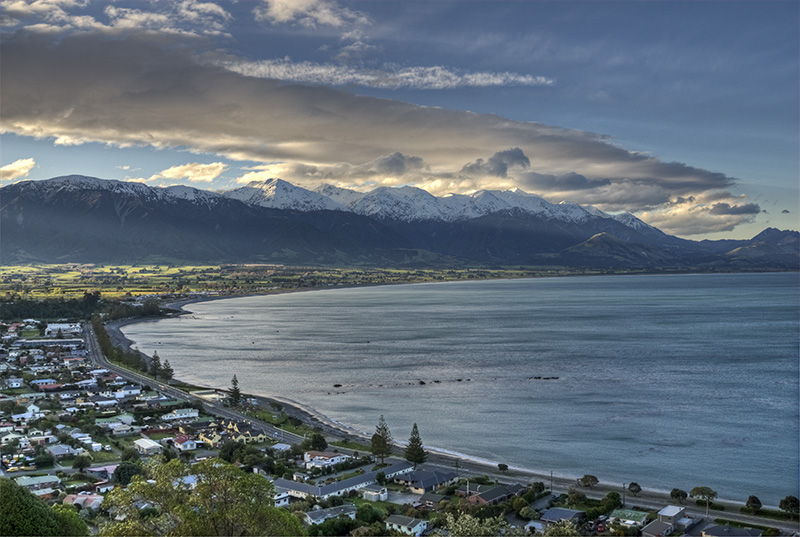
[28, 175, 654, 235]
[21, 175, 224, 206]
[224, 179, 346, 212]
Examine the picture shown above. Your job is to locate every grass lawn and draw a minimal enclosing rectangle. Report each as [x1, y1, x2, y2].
[330, 440, 370, 452]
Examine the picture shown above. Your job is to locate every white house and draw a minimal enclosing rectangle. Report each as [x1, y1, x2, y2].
[5, 378, 23, 388]
[162, 408, 199, 421]
[303, 451, 350, 469]
[385, 515, 428, 536]
[45, 323, 82, 337]
[305, 505, 357, 526]
[172, 435, 197, 451]
[114, 385, 142, 399]
[134, 438, 163, 456]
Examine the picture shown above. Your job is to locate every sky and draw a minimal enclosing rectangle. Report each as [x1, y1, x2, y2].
[1, 0, 798, 239]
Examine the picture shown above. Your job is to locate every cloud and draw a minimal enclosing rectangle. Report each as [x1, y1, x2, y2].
[707, 202, 761, 216]
[151, 162, 229, 183]
[221, 58, 555, 89]
[0, 157, 36, 182]
[2, 30, 751, 236]
[459, 148, 530, 178]
[253, 0, 368, 29]
[635, 193, 762, 236]
[3, 0, 232, 36]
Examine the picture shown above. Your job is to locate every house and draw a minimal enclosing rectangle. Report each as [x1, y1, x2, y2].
[273, 488, 290, 507]
[134, 438, 163, 456]
[642, 520, 675, 537]
[393, 469, 458, 494]
[161, 408, 199, 421]
[304, 504, 357, 526]
[467, 484, 525, 506]
[45, 323, 82, 337]
[609, 508, 650, 528]
[30, 379, 58, 388]
[89, 394, 118, 407]
[271, 443, 292, 452]
[274, 460, 413, 500]
[702, 525, 762, 537]
[172, 435, 197, 451]
[5, 378, 23, 388]
[304, 451, 350, 469]
[114, 385, 142, 399]
[63, 493, 104, 510]
[197, 431, 226, 448]
[361, 484, 388, 502]
[540, 507, 586, 527]
[419, 491, 449, 509]
[229, 426, 268, 444]
[15, 474, 61, 491]
[47, 444, 83, 459]
[657, 504, 697, 532]
[385, 514, 428, 536]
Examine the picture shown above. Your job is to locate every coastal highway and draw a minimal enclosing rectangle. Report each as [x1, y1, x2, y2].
[83, 324, 305, 446]
[84, 324, 800, 535]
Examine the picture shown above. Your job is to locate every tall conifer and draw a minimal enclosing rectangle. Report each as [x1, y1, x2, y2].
[404, 423, 427, 469]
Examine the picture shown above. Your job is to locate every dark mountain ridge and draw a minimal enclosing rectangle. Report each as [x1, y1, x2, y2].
[1, 176, 797, 270]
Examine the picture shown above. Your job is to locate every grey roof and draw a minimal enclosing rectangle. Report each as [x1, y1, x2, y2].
[540, 507, 585, 523]
[275, 460, 413, 497]
[475, 485, 515, 503]
[385, 514, 425, 528]
[398, 469, 457, 491]
[642, 520, 673, 537]
[305, 504, 357, 524]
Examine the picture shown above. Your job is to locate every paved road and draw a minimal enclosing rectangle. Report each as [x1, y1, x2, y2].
[83, 324, 305, 447]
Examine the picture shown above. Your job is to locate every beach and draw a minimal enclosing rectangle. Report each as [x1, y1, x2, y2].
[108, 276, 800, 510]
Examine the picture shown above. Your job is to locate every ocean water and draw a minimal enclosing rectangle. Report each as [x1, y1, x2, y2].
[123, 272, 799, 504]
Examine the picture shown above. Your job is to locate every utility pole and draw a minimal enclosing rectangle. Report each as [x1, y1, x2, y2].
[622, 483, 627, 508]
[550, 470, 554, 494]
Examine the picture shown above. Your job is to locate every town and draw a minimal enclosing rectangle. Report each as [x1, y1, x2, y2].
[1, 313, 799, 536]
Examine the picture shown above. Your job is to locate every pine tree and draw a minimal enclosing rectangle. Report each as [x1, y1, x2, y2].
[162, 359, 174, 382]
[371, 415, 393, 464]
[230, 375, 241, 407]
[404, 423, 427, 469]
[149, 351, 162, 379]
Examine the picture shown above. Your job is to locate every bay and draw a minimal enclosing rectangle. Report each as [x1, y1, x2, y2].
[122, 272, 799, 504]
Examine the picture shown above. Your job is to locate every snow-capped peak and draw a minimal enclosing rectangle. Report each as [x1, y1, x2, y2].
[223, 178, 346, 212]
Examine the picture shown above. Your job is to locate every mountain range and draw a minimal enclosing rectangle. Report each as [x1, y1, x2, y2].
[1, 175, 797, 270]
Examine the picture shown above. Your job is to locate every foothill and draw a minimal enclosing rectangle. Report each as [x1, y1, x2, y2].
[0, 274, 799, 537]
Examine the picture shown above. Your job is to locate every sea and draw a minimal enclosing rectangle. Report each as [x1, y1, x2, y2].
[122, 272, 799, 505]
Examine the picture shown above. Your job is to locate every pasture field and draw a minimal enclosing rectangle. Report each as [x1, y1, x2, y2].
[0, 263, 601, 301]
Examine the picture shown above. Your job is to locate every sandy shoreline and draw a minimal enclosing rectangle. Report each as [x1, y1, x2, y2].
[106, 288, 760, 510]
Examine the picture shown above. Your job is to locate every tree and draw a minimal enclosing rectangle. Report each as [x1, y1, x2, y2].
[567, 487, 586, 505]
[543, 520, 581, 536]
[670, 488, 688, 504]
[746, 495, 762, 514]
[112, 461, 143, 486]
[100, 458, 303, 536]
[444, 513, 524, 537]
[229, 375, 241, 407]
[161, 359, 174, 382]
[404, 423, 427, 469]
[72, 455, 92, 473]
[149, 351, 162, 379]
[628, 482, 642, 497]
[52, 504, 90, 536]
[371, 415, 393, 464]
[690, 486, 718, 517]
[498, 463, 509, 473]
[120, 447, 140, 462]
[0, 477, 88, 536]
[579, 474, 599, 488]
[780, 495, 799, 519]
[307, 432, 327, 452]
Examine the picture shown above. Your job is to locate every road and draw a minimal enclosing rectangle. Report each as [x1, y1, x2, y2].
[83, 324, 305, 447]
[83, 324, 800, 535]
